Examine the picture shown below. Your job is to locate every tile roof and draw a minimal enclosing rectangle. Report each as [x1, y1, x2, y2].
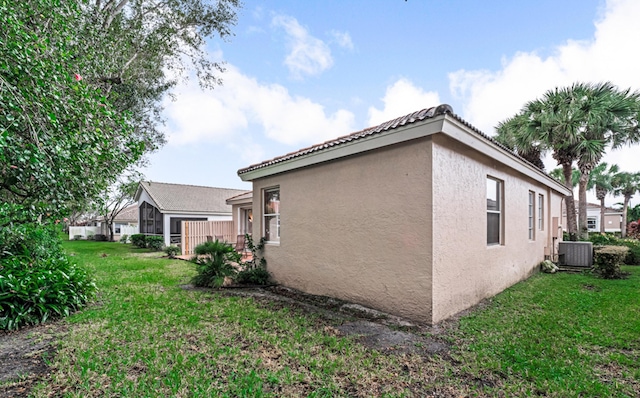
[237, 104, 541, 176]
[137, 181, 247, 214]
[226, 191, 253, 204]
[114, 204, 138, 222]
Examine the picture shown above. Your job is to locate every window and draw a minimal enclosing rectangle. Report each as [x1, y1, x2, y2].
[263, 188, 280, 243]
[487, 177, 503, 245]
[538, 194, 544, 230]
[528, 191, 535, 240]
[587, 217, 597, 230]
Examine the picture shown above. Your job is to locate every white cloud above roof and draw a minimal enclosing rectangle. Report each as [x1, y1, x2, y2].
[367, 78, 441, 126]
[272, 14, 333, 79]
[163, 65, 355, 147]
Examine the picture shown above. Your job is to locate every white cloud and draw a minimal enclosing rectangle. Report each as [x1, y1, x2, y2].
[449, 0, 640, 135]
[272, 14, 333, 78]
[330, 30, 354, 50]
[367, 78, 441, 126]
[163, 64, 355, 147]
[448, 0, 640, 206]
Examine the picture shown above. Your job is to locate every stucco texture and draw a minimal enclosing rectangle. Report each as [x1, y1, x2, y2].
[430, 134, 564, 323]
[253, 138, 434, 322]
[250, 132, 566, 325]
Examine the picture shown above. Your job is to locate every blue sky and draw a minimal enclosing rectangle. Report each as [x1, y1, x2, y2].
[144, 0, 639, 206]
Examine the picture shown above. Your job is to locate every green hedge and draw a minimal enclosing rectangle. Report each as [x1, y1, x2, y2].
[587, 233, 640, 265]
[0, 224, 96, 330]
[593, 246, 629, 279]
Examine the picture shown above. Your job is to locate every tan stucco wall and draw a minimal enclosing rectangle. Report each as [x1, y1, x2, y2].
[252, 138, 434, 322]
[429, 134, 565, 323]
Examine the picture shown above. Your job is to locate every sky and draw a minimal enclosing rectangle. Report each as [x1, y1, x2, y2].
[144, 0, 640, 207]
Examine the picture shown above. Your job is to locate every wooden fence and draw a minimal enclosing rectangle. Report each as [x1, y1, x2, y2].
[181, 220, 235, 255]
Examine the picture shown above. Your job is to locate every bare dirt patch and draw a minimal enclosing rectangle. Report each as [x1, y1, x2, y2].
[0, 322, 67, 398]
[189, 284, 452, 357]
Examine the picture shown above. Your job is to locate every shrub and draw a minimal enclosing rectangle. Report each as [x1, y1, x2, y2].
[235, 234, 270, 285]
[73, 234, 82, 241]
[86, 233, 95, 240]
[593, 246, 629, 279]
[0, 224, 96, 330]
[165, 245, 181, 258]
[130, 234, 146, 248]
[235, 267, 270, 285]
[145, 236, 164, 251]
[94, 234, 108, 241]
[119, 234, 129, 244]
[588, 233, 640, 265]
[191, 240, 240, 288]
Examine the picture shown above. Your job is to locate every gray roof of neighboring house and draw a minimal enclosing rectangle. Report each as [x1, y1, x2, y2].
[136, 181, 247, 214]
[237, 104, 539, 176]
[114, 204, 138, 222]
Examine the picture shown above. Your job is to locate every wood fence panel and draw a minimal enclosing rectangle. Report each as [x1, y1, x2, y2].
[181, 220, 235, 255]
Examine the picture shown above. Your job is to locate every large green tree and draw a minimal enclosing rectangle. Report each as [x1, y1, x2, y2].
[496, 82, 640, 240]
[612, 172, 640, 238]
[1, 0, 241, 224]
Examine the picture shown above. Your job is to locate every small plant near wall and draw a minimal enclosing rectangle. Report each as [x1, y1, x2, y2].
[73, 235, 82, 241]
[235, 234, 270, 285]
[165, 245, 180, 258]
[119, 234, 129, 244]
[191, 240, 240, 288]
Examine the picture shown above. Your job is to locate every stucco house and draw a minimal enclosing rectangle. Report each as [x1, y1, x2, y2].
[96, 204, 139, 240]
[562, 201, 623, 233]
[226, 191, 253, 239]
[236, 104, 571, 325]
[134, 181, 247, 246]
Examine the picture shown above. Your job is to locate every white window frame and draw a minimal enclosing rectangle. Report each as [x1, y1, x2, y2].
[487, 177, 503, 246]
[528, 191, 535, 240]
[538, 194, 544, 231]
[263, 187, 280, 244]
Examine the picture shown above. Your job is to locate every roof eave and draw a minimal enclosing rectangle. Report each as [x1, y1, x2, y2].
[239, 116, 447, 181]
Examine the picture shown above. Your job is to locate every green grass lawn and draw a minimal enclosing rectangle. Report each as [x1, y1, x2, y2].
[28, 240, 640, 397]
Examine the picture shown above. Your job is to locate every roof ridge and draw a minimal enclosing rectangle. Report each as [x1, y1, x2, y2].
[143, 181, 247, 191]
[238, 104, 454, 175]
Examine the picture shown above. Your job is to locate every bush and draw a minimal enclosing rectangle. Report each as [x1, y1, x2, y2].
[588, 233, 640, 265]
[0, 224, 96, 330]
[119, 234, 129, 244]
[146, 236, 164, 251]
[130, 234, 146, 248]
[165, 245, 181, 258]
[94, 234, 108, 241]
[73, 234, 82, 240]
[86, 233, 95, 240]
[593, 246, 629, 279]
[234, 234, 270, 285]
[235, 267, 270, 285]
[191, 240, 240, 288]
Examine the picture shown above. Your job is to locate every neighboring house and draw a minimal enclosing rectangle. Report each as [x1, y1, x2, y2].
[226, 191, 253, 239]
[96, 204, 139, 240]
[236, 104, 571, 325]
[134, 181, 247, 246]
[562, 201, 623, 233]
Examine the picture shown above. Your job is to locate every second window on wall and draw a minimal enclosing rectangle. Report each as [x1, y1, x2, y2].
[528, 191, 535, 240]
[487, 177, 503, 245]
[263, 187, 280, 243]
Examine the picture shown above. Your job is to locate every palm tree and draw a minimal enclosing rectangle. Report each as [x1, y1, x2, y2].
[549, 167, 579, 187]
[573, 83, 640, 239]
[612, 171, 640, 238]
[496, 82, 640, 241]
[589, 162, 619, 233]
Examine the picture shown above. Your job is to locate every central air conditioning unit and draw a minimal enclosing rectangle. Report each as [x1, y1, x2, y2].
[558, 241, 593, 267]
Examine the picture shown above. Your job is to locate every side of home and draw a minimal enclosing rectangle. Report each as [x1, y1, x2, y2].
[237, 105, 570, 324]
